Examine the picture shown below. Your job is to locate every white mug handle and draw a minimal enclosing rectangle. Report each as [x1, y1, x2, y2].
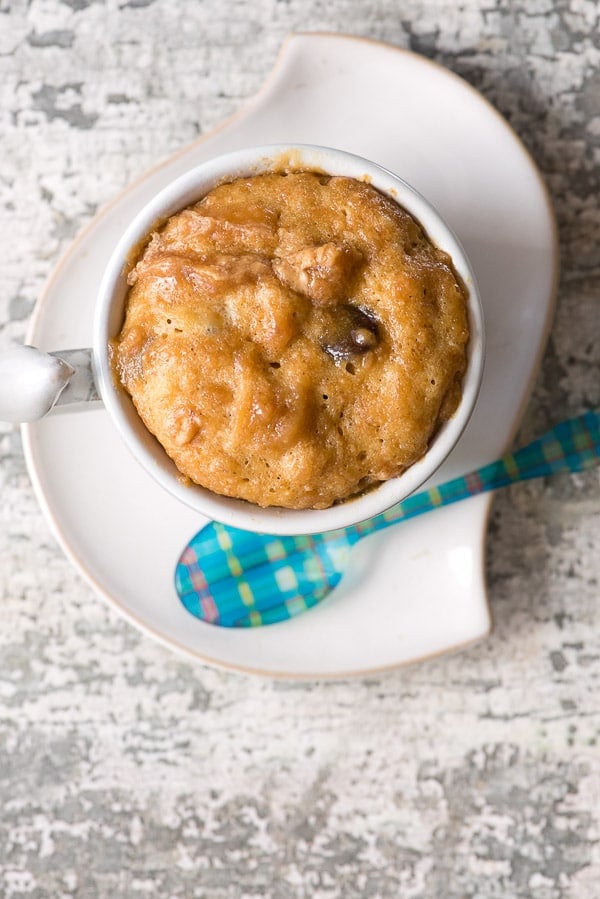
[0, 345, 100, 423]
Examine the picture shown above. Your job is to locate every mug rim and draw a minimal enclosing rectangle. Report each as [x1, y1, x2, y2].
[93, 143, 485, 535]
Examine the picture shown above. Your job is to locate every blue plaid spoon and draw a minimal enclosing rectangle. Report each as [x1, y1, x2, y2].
[175, 411, 599, 627]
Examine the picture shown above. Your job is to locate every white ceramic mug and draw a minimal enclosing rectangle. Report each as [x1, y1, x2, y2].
[1, 144, 485, 534]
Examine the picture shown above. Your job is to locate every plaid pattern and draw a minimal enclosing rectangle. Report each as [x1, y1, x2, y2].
[175, 411, 599, 628]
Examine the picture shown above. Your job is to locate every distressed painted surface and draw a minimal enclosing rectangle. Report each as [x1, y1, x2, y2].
[0, 1, 599, 897]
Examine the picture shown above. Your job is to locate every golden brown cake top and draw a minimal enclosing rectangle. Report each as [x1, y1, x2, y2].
[113, 172, 469, 509]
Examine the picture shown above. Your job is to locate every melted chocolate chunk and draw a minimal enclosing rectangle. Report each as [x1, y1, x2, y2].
[321, 305, 380, 363]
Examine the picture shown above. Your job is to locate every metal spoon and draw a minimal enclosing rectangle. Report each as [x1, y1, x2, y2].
[175, 411, 599, 627]
[0, 345, 99, 422]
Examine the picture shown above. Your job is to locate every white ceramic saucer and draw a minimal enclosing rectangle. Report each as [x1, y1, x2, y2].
[22, 33, 557, 678]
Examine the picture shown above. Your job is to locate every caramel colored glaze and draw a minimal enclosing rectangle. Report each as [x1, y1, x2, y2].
[113, 172, 469, 509]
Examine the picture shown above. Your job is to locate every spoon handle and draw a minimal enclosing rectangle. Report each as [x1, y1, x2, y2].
[354, 411, 599, 540]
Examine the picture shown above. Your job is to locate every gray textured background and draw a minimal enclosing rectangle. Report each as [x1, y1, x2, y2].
[1, 2, 599, 897]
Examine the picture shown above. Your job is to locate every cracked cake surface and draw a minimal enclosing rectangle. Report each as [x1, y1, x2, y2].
[113, 171, 469, 509]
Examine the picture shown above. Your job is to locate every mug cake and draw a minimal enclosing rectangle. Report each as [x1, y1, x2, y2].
[111, 168, 470, 510]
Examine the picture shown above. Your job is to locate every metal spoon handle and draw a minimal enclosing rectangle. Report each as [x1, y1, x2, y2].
[355, 411, 600, 540]
[0, 345, 100, 423]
